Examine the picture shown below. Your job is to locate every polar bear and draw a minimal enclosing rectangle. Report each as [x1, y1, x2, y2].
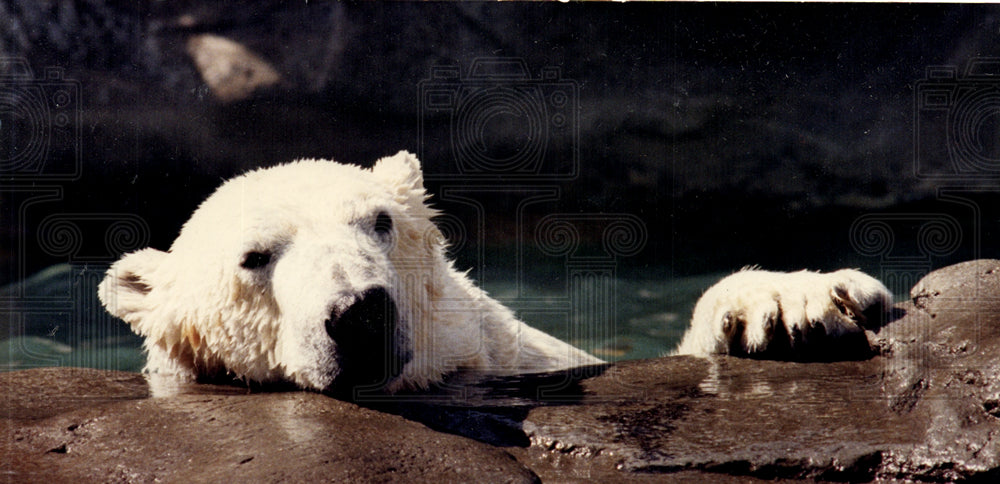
[98, 151, 891, 393]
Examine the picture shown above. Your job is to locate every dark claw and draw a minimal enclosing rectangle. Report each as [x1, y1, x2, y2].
[832, 285, 867, 325]
[722, 311, 746, 356]
[722, 311, 747, 339]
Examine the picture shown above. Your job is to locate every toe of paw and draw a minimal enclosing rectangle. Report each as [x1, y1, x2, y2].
[722, 308, 786, 356]
[832, 283, 894, 330]
[721, 311, 741, 337]
[792, 320, 828, 345]
[721, 311, 747, 354]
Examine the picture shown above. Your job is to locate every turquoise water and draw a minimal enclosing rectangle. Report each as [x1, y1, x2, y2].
[1, 264, 723, 372]
[479, 273, 724, 361]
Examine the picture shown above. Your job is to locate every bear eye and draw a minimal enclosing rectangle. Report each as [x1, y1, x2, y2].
[373, 211, 393, 237]
[240, 251, 272, 270]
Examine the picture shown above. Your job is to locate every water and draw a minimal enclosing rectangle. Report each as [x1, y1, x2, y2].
[0, 263, 723, 372]
[1, 264, 147, 373]
[479, 273, 724, 361]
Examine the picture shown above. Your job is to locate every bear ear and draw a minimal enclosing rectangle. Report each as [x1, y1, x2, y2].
[98, 248, 168, 325]
[371, 150, 425, 194]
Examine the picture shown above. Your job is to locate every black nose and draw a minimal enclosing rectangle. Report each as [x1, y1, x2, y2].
[325, 287, 409, 393]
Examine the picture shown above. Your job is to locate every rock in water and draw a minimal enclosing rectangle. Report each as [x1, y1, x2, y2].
[186, 34, 281, 102]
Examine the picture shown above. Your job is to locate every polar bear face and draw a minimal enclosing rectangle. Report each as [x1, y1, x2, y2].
[99, 152, 444, 392]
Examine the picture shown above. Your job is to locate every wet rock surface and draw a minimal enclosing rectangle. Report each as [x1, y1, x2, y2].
[3, 369, 540, 483]
[508, 260, 1000, 482]
[5, 260, 1000, 482]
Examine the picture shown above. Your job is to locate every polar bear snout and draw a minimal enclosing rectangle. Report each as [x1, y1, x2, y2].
[324, 287, 410, 392]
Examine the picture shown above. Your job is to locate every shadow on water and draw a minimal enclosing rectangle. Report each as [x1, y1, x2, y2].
[143, 363, 613, 448]
[334, 364, 613, 447]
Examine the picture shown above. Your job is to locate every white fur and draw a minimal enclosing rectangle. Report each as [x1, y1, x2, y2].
[99, 151, 601, 392]
[673, 268, 891, 356]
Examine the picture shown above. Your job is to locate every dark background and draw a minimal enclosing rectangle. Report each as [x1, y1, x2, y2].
[2, 1, 999, 292]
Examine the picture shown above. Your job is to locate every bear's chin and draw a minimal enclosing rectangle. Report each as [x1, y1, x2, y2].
[322, 287, 410, 398]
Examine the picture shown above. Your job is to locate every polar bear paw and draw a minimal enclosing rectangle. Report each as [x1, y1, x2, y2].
[674, 268, 891, 360]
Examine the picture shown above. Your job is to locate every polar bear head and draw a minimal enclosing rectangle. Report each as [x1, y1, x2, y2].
[99, 151, 455, 393]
